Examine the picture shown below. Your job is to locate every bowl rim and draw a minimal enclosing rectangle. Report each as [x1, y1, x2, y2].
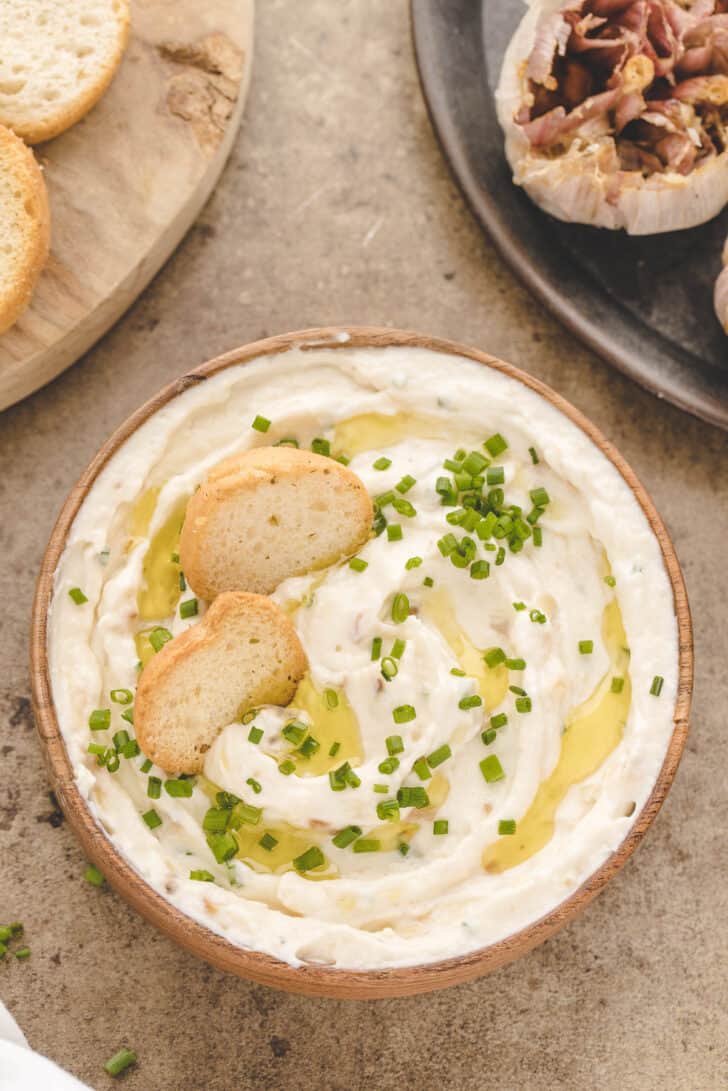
[30, 326, 693, 999]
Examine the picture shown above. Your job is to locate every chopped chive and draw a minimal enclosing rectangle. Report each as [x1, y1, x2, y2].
[110, 688, 132, 705]
[142, 809, 162, 830]
[216, 791, 240, 810]
[14, 947, 30, 960]
[373, 457, 391, 470]
[437, 532, 458, 556]
[458, 694, 482, 710]
[349, 557, 368, 572]
[386, 734, 404, 755]
[463, 450, 489, 475]
[376, 490, 396, 507]
[381, 656, 398, 681]
[297, 735, 320, 759]
[505, 657, 526, 671]
[529, 447, 540, 464]
[423, 576, 434, 588]
[605, 574, 617, 587]
[329, 741, 341, 757]
[329, 762, 351, 791]
[190, 869, 215, 881]
[470, 560, 490, 580]
[311, 437, 331, 457]
[259, 832, 278, 852]
[481, 728, 496, 746]
[387, 524, 403, 542]
[450, 667, 466, 677]
[405, 556, 422, 570]
[149, 627, 173, 653]
[391, 592, 410, 623]
[530, 486, 550, 508]
[140, 758, 152, 773]
[484, 433, 508, 457]
[231, 801, 262, 826]
[104, 750, 120, 773]
[248, 725, 264, 745]
[495, 546, 506, 565]
[165, 779, 193, 798]
[396, 475, 417, 494]
[88, 708, 110, 732]
[345, 767, 361, 788]
[578, 641, 594, 655]
[398, 842, 410, 857]
[147, 776, 162, 799]
[512, 602, 527, 612]
[282, 721, 307, 745]
[68, 587, 88, 605]
[397, 786, 430, 808]
[332, 825, 362, 849]
[480, 755, 505, 783]
[486, 466, 505, 486]
[88, 743, 106, 759]
[179, 571, 186, 592]
[433, 819, 449, 835]
[241, 708, 258, 725]
[278, 759, 296, 776]
[533, 527, 543, 547]
[206, 831, 237, 863]
[515, 696, 532, 713]
[112, 730, 129, 752]
[121, 706, 134, 725]
[371, 636, 383, 660]
[293, 846, 325, 871]
[650, 675, 664, 697]
[490, 713, 508, 729]
[427, 744, 452, 768]
[180, 598, 198, 619]
[413, 756, 431, 780]
[378, 756, 400, 775]
[252, 415, 271, 432]
[392, 704, 416, 724]
[392, 497, 416, 518]
[274, 437, 299, 448]
[324, 688, 339, 710]
[373, 783, 389, 794]
[246, 777, 262, 795]
[376, 799, 400, 822]
[530, 609, 547, 624]
[498, 819, 517, 835]
[509, 685, 526, 696]
[104, 1049, 138, 1078]
[353, 839, 381, 853]
[484, 647, 505, 669]
[84, 864, 105, 887]
[610, 677, 625, 694]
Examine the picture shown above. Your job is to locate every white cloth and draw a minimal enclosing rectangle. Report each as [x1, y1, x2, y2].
[0, 1000, 92, 1091]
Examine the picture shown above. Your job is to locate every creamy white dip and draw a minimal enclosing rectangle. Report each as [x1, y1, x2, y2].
[48, 344, 678, 970]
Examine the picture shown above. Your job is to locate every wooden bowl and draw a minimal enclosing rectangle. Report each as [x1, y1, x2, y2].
[31, 327, 693, 999]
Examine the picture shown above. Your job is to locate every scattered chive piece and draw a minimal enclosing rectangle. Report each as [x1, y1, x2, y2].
[190, 869, 215, 882]
[530, 486, 550, 508]
[0, 943, 7, 958]
[480, 755, 505, 783]
[242, 709, 258, 725]
[373, 457, 391, 470]
[484, 647, 506, 669]
[529, 447, 540, 464]
[437, 532, 458, 556]
[373, 783, 389, 794]
[140, 758, 152, 773]
[232, 801, 262, 826]
[248, 725, 264, 745]
[413, 756, 431, 780]
[84, 864, 105, 887]
[486, 466, 505, 486]
[282, 720, 307, 745]
[392, 704, 416, 724]
[378, 756, 400, 775]
[259, 833, 278, 852]
[377, 799, 400, 822]
[345, 767, 361, 788]
[391, 592, 410, 624]
[332, 825, 362, 849]
[397, 786, 430, 808]
[349, 557, 368, 572]
[386, 734, 404, 755]
[387, 639, 405, 661]
[377, 490, 396, 508]
[459, 694, 482, 710]
[605, 574, 617, 588]
[165, 778, 193, 798]
[88, 708, 111, 732]
[392, 497, 416, 518]
[147, 776, 162, 799]
[179, 571, 186, 592]
[470, 560, 490, 580]
[353, 839, 381, 853]
[491, 713, 508, 729]
[398, 842, 410, 857]
[293, 846, 325, 871]
[515, 696, 532, 713]
[110, 689, 133, 705]
[484, 433, 508, 457]
[509, 685, 526, 696]
[246, 777, 262, 795]
[180, 598, 198, 619]
[396, 475, 417, 494]
[533, 527, 543, 547]
[610, 677, 625, 694]
[381, 656, 398, 681]
[433, 819, 449, 835]
[451, 667, 466, 677]
[278, 759, 296, 776]
[170, 551, 180, 563]
[530, 609, 547, 624]
[495, 546, 506, 565]
[513, 601, 527, 612]
[578, 640, 594, 655]
[68, 587, 88, 605]
[202, 808, 232, 836]
[371, 636, 383, 660]
[481, 728, 496, 746]
[387, 524, 403, 542]
[142, 809, 162, 830]
[405, 556, 423, 570]
[14, 947, 30, 960]
[104, 750, 120, 773]
[427, 744, 452, 768]
[252, 415, 271, 432]
[329, 741, 341, 757]
[423, 576, 434, 588]
[149, 627, 173, 653]
[88, 743, 106, 759]
[506, 657, 526, 671]
[274, 437, 299, 448]
[121, 707, 134, 725]
[297, 735, 320, 759]
[498, 819, 517, 835]
[324, 688, 339, 710]
[650, 675, 664, 697]
[206, 831, 237, 863]
[311, 437, 331, 457]
[463, 450, 488, 475]
[112, 729, 129, 752]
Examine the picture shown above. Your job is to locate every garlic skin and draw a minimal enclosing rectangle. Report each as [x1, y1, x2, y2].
[496, 0, 728, 236]
[714, 238, 728, 331]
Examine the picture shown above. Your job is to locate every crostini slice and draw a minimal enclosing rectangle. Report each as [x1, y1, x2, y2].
[180, 446, 374, 599]
[135, 592, 307, 774]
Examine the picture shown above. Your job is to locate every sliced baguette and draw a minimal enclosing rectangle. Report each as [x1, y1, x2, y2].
[0, 124, 50, 334]
[135, 592, 307, 774]
[0, 0, 130, 145]
[180, 447, 374, 599]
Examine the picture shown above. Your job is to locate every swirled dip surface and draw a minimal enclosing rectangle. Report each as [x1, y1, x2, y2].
[49, 344, 678, 970]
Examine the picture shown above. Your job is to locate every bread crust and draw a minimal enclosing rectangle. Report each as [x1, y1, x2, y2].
[0, 1, 130, 145]
[0, 125, 50, 334]
[135, 592, 307, 774]
[180, 447, 374, 599]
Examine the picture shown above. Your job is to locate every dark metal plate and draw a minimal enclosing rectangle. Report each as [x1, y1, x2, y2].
[411, 0, 728, 431]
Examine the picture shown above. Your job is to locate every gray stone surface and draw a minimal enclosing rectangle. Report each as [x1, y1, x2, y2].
[1, 2, 726, 1088]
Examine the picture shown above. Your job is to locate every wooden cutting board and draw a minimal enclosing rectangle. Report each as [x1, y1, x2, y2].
[0, 0, 254, 411]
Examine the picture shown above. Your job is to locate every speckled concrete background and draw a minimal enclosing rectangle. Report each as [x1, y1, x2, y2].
[1, 3, 726, 1089]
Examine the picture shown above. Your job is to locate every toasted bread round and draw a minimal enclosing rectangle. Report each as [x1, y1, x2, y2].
[135, 592, 307, 774]
[0, 124, 50, 334]
[180, 447, 374, 599]
[0, 0, 130, 145]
